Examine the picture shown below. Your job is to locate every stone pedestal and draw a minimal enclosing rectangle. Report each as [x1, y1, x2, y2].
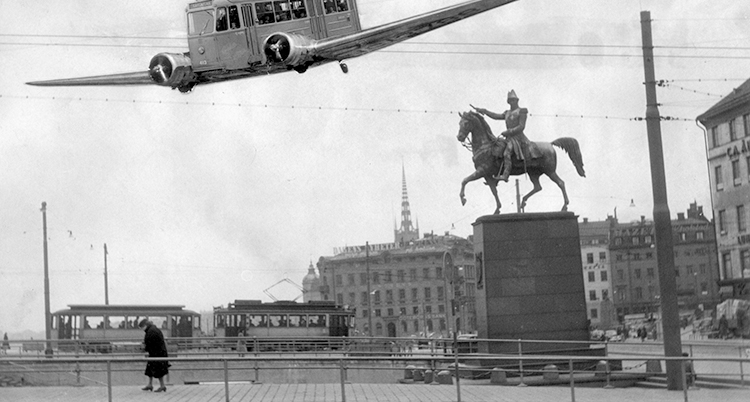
[472, 212, 589, 354]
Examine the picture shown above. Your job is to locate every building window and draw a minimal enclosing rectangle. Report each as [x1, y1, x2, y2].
[399, 307, 406, 316]
[436, 267, 443, 278]
[589, 290, 597, 301]
[373, 291, 381, 304]
[360, 272, 367, 286]
[425, 305, 432, 314]
[438, 304, 445, 313]
[741, 250, 750, 276]
[384, 270, 392, 282]
[361, 291, 368, 305]
[715, 165, 724, 191]
[696, 231, 704, 240]
[602, 289, 609, 300]
[437, 286, 444, 300]
[410, 269, 417, 281]
[385, 289, 393, 303]
[372, 272, 380, 284]
[423, 268, 430, 279]
[590, 308, 598, 319]
[730, 118, 737, 140]
[439, 319, 447, 331]
[398, 289, 406, 302]
[424, 287, 432, 301]
[601, 271, 608, 281]
[719, 209, 727, 234]
[588, 271, 596, 282]
[587, 253, 594, 264]
[337, 293, 343, 304]
[733, 160, 742, 186]
[632, 236, 640, 245]
[722, 252, 732, 280]
[375, 309, 381, 317]
[347, 273, 355, 285]
[680, 232, 687, 241]
[739, 205, 747, 233]
[635, 287, 643, 300]
[744, 114, 750, 136]
[599, 252, 606, 261]
[645, 236, 652, 244]
[412, 306, 419, 315]
[711, 126, 719, 148]
[635, 268, 641, 279]
[397, 270, 405, 282]
[387, 308, 394, 317]
[348, 292, 356, 305]
[647, 267, 655, 278]
[411, 288, 418, 301]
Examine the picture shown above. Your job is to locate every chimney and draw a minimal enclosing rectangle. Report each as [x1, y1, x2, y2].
[677, 212, 685, 221]
[583, 218, 589, 223]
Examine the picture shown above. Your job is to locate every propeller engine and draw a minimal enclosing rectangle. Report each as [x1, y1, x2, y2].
[262, 33, 318, 72]
[148, 52, 197, 92]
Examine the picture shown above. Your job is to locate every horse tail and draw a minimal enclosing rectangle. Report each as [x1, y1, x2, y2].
[552, 137, 586, 177]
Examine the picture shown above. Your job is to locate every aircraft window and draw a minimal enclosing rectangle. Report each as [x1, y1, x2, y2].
[228, 6, 241, 29]
[274, 1, 291, 22]
[189, 10, 215, 35]
[291, 1, 307, 19]
[216, 7, 228, 32]
[255, 2, 275, 25]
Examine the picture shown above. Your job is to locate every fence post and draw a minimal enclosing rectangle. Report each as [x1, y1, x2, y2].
[569, 358, 575, 402]
[224, 359, 230, 402]
[517, 339, 526, 386]
[681, 357, 688, 402]
[339, 359, 347, 402]
[604, 358, 614, 389]
[106, 360, 112, 402]
[740, 346, 745, 387]
[453, 331, 461, 402]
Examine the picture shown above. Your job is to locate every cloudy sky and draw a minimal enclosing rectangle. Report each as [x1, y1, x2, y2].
[1, 0, 748, 332]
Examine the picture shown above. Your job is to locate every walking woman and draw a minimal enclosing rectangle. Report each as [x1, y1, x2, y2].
[139, 319, 170, 392]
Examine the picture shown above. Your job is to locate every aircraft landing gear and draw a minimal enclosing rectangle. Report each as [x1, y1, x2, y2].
[339, 61, 348, 74]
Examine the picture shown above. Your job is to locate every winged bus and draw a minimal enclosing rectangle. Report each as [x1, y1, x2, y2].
[27, 0, 518, 93]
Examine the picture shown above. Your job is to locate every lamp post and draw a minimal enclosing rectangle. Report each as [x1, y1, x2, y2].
[41, 202, 53, 356]
[366, 242, 373, 337]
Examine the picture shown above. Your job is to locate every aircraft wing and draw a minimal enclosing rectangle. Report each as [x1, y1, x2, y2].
[314, 0, 518, 61]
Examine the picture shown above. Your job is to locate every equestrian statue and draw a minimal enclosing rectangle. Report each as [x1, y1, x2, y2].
[457, 90, 585, 214]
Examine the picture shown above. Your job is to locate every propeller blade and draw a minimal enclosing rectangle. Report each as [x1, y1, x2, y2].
[27, 71, 154, 87]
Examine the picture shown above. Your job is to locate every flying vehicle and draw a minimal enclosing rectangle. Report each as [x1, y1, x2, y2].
[26, 0, 518, 93]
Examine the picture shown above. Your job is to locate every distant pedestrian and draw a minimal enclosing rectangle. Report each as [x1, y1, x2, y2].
[2, 333, 10, 354]
[682, 353, 696, 387]
[139, 319, 170, 393]
[718, 314, 729, 339]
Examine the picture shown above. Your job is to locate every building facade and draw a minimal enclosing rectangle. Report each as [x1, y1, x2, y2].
[579, 216, 617, 328]
[698, 78, 750, 300]
[316, 168, 477, 337]
[609, 204, 720, 320]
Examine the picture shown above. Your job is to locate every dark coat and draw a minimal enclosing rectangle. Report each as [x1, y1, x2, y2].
[143, 324, 170, 378]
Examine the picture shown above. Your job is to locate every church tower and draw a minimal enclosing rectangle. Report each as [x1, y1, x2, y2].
[394, 164, 419, 244]
[301, 261, 321, 302]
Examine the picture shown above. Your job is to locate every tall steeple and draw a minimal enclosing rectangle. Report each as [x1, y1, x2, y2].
[394, 164, 419, 244]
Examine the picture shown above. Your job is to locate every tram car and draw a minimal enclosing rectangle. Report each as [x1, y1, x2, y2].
[213, 300, 354, 350]
[51, 304, 201, 353]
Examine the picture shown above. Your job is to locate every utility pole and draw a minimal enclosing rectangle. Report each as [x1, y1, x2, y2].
[41, 202, 53, 356]
[515, 179, 521, 213]
[104, 243, 109, 305]
[366, 242, 373, 337]
[640, 10, 683, 390]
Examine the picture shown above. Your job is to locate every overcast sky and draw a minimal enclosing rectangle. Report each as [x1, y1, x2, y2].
[1, 0, 748, 332]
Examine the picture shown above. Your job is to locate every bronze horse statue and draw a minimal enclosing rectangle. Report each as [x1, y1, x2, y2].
[456, 110, 585, 214]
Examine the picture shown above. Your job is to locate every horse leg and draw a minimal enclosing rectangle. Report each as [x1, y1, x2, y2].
[487, 178, 502, 214]
[520, 173, 543, 212]
[546, 171, 569, 211]
[459, 170, 486, 206]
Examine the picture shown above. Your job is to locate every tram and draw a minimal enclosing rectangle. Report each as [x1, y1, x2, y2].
[51, 304, 201, 352]
[213, 300, 354, 349]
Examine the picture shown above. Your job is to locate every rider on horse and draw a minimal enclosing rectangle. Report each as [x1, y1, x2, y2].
[472, 90, 538, 182]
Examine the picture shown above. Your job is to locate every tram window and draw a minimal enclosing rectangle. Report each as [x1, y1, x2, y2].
[323, 0, 336, 14]
[216, 7, 228, 31]
[288, 315, 305, 327]
[255, 2, 275, 25]
[85, 316, 103, 329]
[228, 6, 241, 29]
[336, 0, 349, 12]
[150, 316, 168, 330]
[291, 1, 307, 19]
[274, 1, 291, 22]
[268, 314, 285, 327]
[309, 315, 326, 327]
[248, 314, 266, 327]
[216, 315, 226, 328]
[109, 316, 126, 329]
[188, 10, 215, 35]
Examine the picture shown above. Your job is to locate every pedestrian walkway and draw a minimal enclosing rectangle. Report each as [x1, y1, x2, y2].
[1, 382, 747, 402]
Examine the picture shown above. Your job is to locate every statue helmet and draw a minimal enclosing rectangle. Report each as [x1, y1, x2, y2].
[507, 90, 519, 101]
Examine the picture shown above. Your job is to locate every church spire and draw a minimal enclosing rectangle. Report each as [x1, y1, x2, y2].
[394, 164, 419, 244]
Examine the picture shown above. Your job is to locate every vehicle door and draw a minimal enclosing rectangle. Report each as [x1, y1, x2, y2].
[187, 8, 220, 71]
[214, 5, 257, 69]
